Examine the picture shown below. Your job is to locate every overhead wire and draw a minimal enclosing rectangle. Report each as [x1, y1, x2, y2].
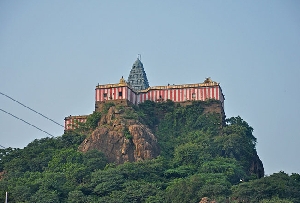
[0, 91, 64, 128]
[0, 144, 5, 149]
[0, 108, 54, 137]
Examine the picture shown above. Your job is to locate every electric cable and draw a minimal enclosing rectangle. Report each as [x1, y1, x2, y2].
[0, 92, 64, 128]
[0, 108, 54, 137]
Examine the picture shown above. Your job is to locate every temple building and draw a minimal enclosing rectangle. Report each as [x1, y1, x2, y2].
[65, 58, 225, 130]
[127, 58, 149, 91]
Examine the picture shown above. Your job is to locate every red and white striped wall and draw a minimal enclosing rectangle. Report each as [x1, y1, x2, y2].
[137, 86, 222, 103]
[95, 86, 128, 101]
[95, 84, 224, 105]
[64, 116, 88, 130]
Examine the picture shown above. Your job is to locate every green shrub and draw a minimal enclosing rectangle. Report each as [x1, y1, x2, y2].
[102, 102, 115, 114]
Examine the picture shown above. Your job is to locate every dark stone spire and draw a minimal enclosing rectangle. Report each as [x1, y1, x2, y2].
[127, 58, 150, 91]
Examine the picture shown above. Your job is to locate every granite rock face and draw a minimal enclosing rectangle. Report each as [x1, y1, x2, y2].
[249, 151, 265, 178]
[78, 105, 160, 164]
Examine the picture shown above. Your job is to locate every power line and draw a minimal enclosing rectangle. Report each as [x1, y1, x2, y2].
[0, 144, 5, 149]
[0, 92, 64, 128]
[0, 108, 54, 137]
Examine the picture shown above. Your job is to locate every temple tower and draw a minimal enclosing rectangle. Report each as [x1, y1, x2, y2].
[127, 58, 150, 91]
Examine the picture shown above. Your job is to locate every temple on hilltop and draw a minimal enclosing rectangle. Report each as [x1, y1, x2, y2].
[64, 57, 225, 130]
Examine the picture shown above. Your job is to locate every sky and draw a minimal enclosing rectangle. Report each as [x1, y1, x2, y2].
[0, 0, 299, 175]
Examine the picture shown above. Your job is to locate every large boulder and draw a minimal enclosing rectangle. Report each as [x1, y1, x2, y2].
[78, 106, 160, 164]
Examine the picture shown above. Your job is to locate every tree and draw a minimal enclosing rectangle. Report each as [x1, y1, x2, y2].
[83, 149, 107, 173]
[165, 177, 201, 203]
[67, 190, 87, 203]
[231, 172, 300, 203]
[30, 188, 60, 203]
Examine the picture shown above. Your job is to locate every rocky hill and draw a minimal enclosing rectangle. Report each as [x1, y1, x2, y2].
[1, 100, 298, 203]
[78, 100, 263, 178]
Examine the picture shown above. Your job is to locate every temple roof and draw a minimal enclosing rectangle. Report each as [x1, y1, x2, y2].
[127, 58, 150, 91]
[132, 58, 143, 68]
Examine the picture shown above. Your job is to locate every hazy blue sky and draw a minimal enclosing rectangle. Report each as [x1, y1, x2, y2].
[1, 1, 299, 175]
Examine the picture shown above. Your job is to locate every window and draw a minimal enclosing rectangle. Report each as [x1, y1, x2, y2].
[103, 93, 107, 98]
[192, 93, 196, 99]
[119, 92, 122, 97]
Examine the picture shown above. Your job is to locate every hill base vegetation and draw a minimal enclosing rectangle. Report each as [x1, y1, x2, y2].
[0, 100, 299, 202]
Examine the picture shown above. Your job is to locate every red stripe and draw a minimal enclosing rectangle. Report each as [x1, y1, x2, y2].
[208, 88, 210, 100]
[214, 87, 217, 99]
[173, 89, 176, 102]
[180, 89, 182, 102]
[95, 89, 97, 101]
[186, 89, 189, 100]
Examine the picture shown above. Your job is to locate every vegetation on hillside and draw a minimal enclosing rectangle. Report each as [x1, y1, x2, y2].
[0, 100, 299, 202]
